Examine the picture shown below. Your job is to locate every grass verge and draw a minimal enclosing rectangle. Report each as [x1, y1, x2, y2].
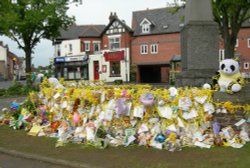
[0, 126, 249, 168]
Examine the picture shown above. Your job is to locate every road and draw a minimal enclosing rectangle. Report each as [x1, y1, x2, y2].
[0, 153, 71, 168]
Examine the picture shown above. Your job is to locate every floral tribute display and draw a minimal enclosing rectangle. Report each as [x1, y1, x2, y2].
[0, 78, 250, 151]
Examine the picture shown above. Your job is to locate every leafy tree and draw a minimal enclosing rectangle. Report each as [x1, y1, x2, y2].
[0, 0, 81, 85]
[212, 0, 250, 59]
[170, 0, 250, 59]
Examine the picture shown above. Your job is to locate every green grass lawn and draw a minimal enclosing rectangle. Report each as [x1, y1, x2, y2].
[0, 125, 249, 168]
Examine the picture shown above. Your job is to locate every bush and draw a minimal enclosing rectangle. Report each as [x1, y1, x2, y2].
[6, 82, 24, 96]
[0, 82, 40, 97]
[114, 80, 123, 85]
[0, 89, 6, 96]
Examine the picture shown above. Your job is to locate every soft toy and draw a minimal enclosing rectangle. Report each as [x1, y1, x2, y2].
[204, 59, 245, 93]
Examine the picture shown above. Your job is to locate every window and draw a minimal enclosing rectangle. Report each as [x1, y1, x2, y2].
[140, 44, 148, 54]
[142, 24, 150, 33]
[110, 61, 121, 76]
[84, 41, 90, 52]
[219, 49, 225, 61]
[109, 37, 120, 50]
[93, 42, 100, 52]
[244, 62, 249, 69]
[57, 48, 61, 56]
[55, 45, 61, 56]
[151, 44, 158, 54]
[248, 38, 250, 48]
[235, 39, 239, 47]
[69, 44, 73, 54]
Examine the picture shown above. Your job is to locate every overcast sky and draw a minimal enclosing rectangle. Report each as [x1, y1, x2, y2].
[0, 0, 176, 67]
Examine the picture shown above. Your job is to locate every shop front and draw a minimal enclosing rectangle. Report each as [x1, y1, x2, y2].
[89, 50, 130, 82]
[54, 55, 89, 80]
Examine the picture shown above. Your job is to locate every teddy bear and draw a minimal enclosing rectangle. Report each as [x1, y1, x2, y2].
[204, 59, 245, 93]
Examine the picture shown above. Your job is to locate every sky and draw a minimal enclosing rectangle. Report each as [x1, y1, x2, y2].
[0, 0, 176, 67]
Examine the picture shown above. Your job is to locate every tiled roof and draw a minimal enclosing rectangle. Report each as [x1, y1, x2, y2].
[170, 55, 181, 62]
[56, 24, 106, 40]
[132, 7, 185, 36]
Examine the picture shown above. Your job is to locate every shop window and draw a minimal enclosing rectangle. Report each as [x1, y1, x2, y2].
[64, 68, 67, 79]
[140, 44, 148, 54]
[109, 37, 120, 50]
[151, 44, 158, 54]
[110, 61, 121, 77]
[244, 62, 249, 69]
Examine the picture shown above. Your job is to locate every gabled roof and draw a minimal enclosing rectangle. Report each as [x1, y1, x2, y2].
[139, 18, 153, 26]
[132, 7, 185, 36]
[56, 24, 106, 41]
[101, 17, 133, 35]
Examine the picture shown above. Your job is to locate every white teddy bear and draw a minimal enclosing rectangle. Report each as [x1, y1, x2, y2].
[203, 59, 245, 93]
[216, 59, 244, 93]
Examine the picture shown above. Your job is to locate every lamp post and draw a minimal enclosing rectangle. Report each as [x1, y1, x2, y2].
[12, 57, 17, 83]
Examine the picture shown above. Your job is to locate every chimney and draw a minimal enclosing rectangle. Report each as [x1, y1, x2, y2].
[109, 12, 113, 22]
[114, 12, 117, 19]
[109, 12, 118, 22]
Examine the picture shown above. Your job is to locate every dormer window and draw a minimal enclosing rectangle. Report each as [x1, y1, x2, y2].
[142, 24, 150, 33]
[140, 18, 152, 34]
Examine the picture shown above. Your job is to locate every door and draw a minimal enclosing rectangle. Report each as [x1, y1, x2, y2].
[94, 61, 99, 80]
[140, 65, 161, 83]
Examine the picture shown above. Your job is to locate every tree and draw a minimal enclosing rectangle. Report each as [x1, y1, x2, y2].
[0, 0, 81, 85]
[212, 0, 250, 59]
[170, 0, 250, 59]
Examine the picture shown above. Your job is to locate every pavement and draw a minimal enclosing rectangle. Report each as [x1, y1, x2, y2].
[0, 147, 91, 168]
[0, 152, 72, 168]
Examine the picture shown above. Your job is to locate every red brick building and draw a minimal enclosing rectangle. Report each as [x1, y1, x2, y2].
[131, 7, 250, 83]
[54, 13, 133, 82]
[0, 41, 21, 80]
[131, 8, 184, 83]
[236, 23, 250, 78]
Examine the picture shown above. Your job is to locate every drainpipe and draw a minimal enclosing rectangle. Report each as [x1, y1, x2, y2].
[124, 30, 128, 83]
[3, 61, 7, 80]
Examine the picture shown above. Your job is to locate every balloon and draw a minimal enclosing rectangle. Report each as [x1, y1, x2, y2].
[73, 112, 81, 124]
